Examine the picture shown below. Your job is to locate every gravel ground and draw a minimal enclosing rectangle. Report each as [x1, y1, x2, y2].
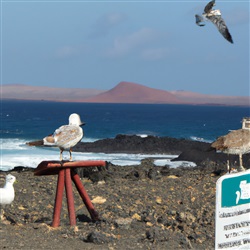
[2, 135, 249, 249]
[0, 160, 226, 250]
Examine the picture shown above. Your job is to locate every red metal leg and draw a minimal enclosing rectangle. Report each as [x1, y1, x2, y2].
[65, 168, 76, 226]
[71, 170, 100, 221]
[51, 169, 65, 227]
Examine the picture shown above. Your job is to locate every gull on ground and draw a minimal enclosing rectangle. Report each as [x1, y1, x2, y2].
[0, 174, 16, 220]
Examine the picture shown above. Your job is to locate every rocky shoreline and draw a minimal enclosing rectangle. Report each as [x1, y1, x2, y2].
[74, 134, 250, 167]
[0, 135, 249, 249]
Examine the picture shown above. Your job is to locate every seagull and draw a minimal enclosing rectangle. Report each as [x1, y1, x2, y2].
[195, 0, 233, 43]
[27, 113, 85, 161]
[0, 174, 16, 220]
[211, 118, 250, 172]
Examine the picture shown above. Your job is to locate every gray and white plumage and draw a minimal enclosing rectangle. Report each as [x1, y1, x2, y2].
[0, 174, 16, 205]
[27, 113, 85, 161]
[195, 0, 233, 43]
[211, 118, 250, 172]
[204, 0, 215, 14]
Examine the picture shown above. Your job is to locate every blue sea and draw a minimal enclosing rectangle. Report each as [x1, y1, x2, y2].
[1, 100, 249, 171]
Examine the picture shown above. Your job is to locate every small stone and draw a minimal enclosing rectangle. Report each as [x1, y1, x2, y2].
[85, 231, 112, 244]
[114, 218, 132, 229]
[91, 196, 106, 204]
[177, 212, 186, 222]
[168, 210, 176, 216]
[186, 212, 196, 223]
[97, 180, 105, 185]
[132, 213, 141, 221]
[46, 204, 53, 209]
[167, 175, 179, 179]
[148, 169, 161, 180]
[156, 197, 162, 204]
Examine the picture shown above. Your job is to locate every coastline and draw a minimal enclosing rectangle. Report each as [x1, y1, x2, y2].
[73, 134, 250, 167]
[1, 161, 221, 249]
[1, 135, 249, 249]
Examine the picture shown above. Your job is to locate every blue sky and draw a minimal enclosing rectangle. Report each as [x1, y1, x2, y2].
[1, 0, 249, 96]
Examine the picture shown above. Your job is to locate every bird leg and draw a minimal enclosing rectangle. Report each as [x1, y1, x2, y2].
[60, 149, 63, 161]
[69, 149, 72, 161]
[0, 206, 5, 221]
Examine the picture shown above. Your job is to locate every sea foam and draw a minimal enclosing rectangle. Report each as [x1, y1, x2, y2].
[0, 138, 196, 171]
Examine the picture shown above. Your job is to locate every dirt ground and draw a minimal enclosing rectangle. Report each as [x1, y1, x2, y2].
[0, 159, 228, 250]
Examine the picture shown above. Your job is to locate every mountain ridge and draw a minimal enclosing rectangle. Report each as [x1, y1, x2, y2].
[82, 81, 187, 104]
[1, 81, 249, 106]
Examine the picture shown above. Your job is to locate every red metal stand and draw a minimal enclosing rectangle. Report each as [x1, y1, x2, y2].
[34, 160, 106, 227]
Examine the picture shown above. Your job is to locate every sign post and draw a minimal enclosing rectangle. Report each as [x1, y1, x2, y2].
[215, 169, 250, 249]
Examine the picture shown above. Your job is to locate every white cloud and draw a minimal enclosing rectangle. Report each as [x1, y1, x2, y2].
[55, 44, 89, 59]
[105, 28, 168, 58]
[141, 47, 170, 61]
[90, 12, 127, 38]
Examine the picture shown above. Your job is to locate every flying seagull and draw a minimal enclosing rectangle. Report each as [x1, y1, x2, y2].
[195, 0, 233, 43]
[0, 174, 16, 220]
[27, 113, 85, 161]
[211, 117, 250, 172]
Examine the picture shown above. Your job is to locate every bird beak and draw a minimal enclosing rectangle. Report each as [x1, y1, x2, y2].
[80, 122, 86, 126]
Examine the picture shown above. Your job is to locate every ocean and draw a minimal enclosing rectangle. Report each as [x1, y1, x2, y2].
[1, 100, 249, 171]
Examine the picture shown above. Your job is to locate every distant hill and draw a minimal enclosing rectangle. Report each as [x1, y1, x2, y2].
[170, 90, 250, 106]
[1, 84, 104, 102]
[82, 81, 249, 106]
[1, 82, 249, 106]
[82, 81, 185, 104]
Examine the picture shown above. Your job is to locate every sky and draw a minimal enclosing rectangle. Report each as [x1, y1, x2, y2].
[1, 0, 249, 96]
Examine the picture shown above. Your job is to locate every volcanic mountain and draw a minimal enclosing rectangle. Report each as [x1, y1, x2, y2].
[1, 82, 249, 106]
[82, 81, 185, 104]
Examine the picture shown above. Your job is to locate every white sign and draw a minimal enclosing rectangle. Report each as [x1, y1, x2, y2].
[215, 169, 250, 249]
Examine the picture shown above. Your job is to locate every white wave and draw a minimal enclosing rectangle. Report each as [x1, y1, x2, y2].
[154, 159, 196, 168]
[136, 134, 148, 138]
[0, 138, 195, 171]
[190, 136, 212, 143]
[0, 138, 28, 150]
[81, 137, 100, 143]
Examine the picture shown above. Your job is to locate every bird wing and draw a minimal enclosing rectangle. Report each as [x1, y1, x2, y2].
[195, 14, 206, 26]
[43, 134, 56, 146]
[54, 125, 83, 149]
[204, 0, 215, 14]
[0, 189, 8, 202]
[43, 125, 69, 146]
[207, 15, 233, 43]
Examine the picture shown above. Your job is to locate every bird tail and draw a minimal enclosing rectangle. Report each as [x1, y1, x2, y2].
[195, 14, 206, 26]
[26, 140, 44, 146]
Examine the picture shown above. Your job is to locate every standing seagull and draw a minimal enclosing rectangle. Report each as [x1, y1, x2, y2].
[27, 113, 85, 161]
[211, 118, 250, 172]
[0, 174, 16, 220]
[195, 0, 233, 43]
